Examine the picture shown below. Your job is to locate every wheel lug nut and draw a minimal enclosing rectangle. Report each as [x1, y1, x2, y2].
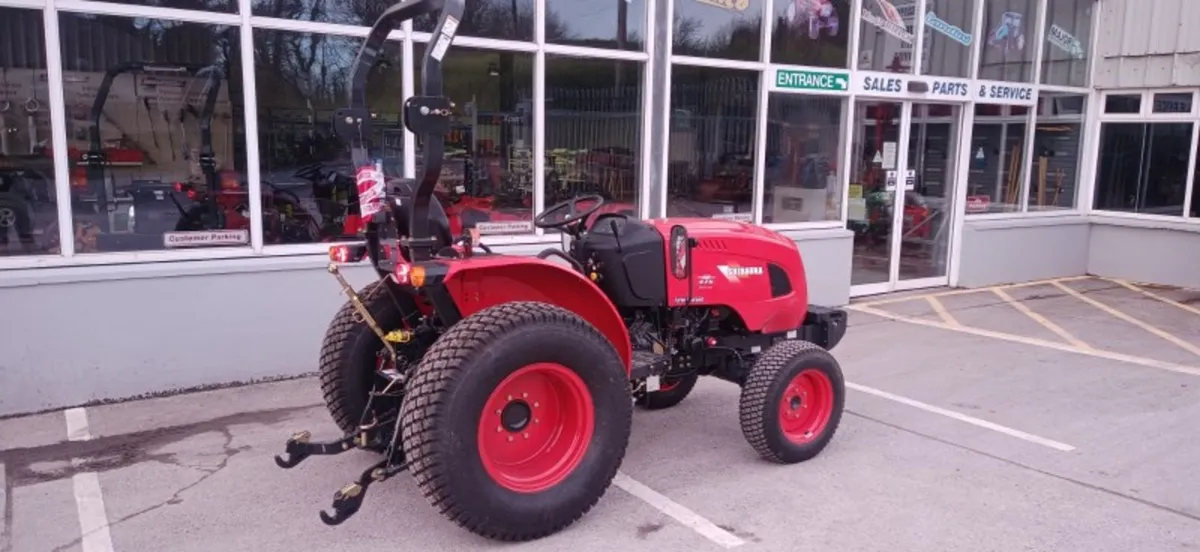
[507, 394, 513, 401]
[507, 436, 514, 442]
[523, 433, 529, 439]
[522, 392, 528, 398]
[534, 402, 540, 408]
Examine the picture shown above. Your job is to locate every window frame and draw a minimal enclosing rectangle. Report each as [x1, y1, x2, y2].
[1091, 89, 1200, 223]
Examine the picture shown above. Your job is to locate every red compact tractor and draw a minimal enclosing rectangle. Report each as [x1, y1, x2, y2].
[274, 0, 849, 541]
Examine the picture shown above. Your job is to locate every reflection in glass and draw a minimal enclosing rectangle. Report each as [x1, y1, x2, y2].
[59, 14, 247, 253]
[1028, 93, 1085, 211]
[415, 0, 535, 42]
[963, 104, 1027, 214]
[545, 56, 643, 219]
[857, 0, 918, 73]
[900, 103, 960, 280]
[978, 0, 1038, 83]
[1041, 0, 1094, 88]
[414, 48, 535, 236]
[1094, 122, 1193, 217]
[762, 94, 844, 224]
[846, 100, 902, 286]
[771, 0, 851, 68]
[671, 0, 764, 61]
[88, 0, 236, 14]
[545, 0, 645, 50]
[255, 30, 405, 245]
[666, 66, 757, 219]
[253, 0, 390, 24]
[0, 7, 58, 256]
[921, 0, 975, 78]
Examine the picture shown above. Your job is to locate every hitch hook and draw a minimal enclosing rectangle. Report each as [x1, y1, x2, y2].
[318, 460, 406, 526]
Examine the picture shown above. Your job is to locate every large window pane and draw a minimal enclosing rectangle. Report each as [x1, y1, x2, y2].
[671, 0, 764, 61]
[1028, 93, 1085, 211]
[666, 66, 758, 219]
[978, 0, 1038, 82]
[771, 0, 851, 68]
[545, 0, 645, 51]
[857, 0, 918, 73]
[59, 14, 246, 253]
[1041, 0, 1095, 87]
[255, 30, 404, 245]
[762, 94, 844, 224]
[1094, 123, 1193, 217]
[1, 7, 58, 257]
[921, 0, 975, 78]
[415, 0, 535, 42]
[413, 47, 535, 236]
[1192, 136, 1200, 218]
[545, 56, 643, 218]
[86, 0, 236, 14]
[963, 104, 1028, 214]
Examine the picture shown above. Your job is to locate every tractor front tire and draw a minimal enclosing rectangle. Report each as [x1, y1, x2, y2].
[400, 301, 632, 542]
[738, 340, 844, 464]
[635, 373, 699, 410]
[318, 280, 407, 448]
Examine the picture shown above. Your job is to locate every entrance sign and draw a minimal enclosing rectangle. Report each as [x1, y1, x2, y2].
[775, 69, 849, 92]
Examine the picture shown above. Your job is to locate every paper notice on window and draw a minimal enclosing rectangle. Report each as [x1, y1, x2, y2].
[882, 142, 897, 169]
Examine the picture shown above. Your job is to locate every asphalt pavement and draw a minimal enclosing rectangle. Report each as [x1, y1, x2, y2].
[2, 275, 1199, 552]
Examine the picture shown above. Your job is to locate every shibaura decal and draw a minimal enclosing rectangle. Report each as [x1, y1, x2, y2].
[716, 264, 764, 283]
[693, 0, 750, 11]
[1047, 23, 1085, 59]
[861, 0, 913, 44]
[987, 11, 1025, 52]
[924, 10, 971, 46]
[785, 0, 840, 39]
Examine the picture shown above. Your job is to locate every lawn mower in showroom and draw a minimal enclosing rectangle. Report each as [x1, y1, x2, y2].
[273, 0, 849, 541]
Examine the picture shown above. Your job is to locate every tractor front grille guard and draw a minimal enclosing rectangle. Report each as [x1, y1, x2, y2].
[275, 0, 464, 527]
[332, 0, 465, 267]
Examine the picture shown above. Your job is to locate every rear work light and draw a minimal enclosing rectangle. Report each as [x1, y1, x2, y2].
[392, 262, 426, 287]
[329, 244, 368, 264]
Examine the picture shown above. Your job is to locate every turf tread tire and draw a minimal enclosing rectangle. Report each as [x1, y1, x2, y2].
[739, 339, 844, 464]
[317, 280, 400, 444]
[399, 301, 632, 542]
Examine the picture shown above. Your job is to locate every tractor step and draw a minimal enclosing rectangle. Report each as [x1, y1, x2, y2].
[631, 350, 670, 380]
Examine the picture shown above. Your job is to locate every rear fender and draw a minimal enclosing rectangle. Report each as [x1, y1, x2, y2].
[435, 256, 632, 373]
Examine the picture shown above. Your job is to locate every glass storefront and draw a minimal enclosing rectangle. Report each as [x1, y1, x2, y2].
[20, 0, 1199, 300]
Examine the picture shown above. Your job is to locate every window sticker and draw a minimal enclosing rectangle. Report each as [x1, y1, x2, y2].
[1047, 23, 1085, 59]
[785, 0, 841, 39]
[693, 0, 751, 12]
[987, 11, 1025, 52]
[924, 10, 972, 46]
[862, 0, 914, 44]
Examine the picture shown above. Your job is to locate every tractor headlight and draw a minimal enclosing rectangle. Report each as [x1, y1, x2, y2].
[670, 225, 689, 280]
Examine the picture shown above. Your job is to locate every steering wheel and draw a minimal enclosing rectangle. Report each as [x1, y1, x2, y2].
[533, 194, 605, 230]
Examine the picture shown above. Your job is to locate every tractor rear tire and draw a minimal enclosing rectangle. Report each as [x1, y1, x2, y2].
[635, 373, 699, 410]
[400, 301, 632, 542]
[738, 340, 844, 464]
[317, 280, 408, 448]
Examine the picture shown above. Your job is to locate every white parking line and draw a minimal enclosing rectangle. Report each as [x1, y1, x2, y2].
[846, 382, 1076, 452]
[612, 471, 745, 549]
[64, 407, 115, 552]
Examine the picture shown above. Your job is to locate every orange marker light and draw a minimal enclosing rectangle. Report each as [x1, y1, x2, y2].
[410, 265, 426, 287]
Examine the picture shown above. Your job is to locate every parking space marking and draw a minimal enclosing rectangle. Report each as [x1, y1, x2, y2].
[992, 288, 1091, 350]
[611, 471, 745, 549]
[1105, 278, 1200, 317]
[925, 296, 961, 326]
[852, 276, 1092, 307]
[846, 382, 1076, 451]
[1050, 281, 1200, 359]
[847, 304, 1200, 378]
[64, 408, 115, 552]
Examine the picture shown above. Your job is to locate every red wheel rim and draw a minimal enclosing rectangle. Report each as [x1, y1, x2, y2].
[477, 362, 594, 493]
[777, 368, 834, 444]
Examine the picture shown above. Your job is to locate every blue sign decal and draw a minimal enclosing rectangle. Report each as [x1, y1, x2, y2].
[977, 83, 1033, 102]
[862, 75, 903, 93]
[924, 11, 972, 46]
[930, 80, 969, 97]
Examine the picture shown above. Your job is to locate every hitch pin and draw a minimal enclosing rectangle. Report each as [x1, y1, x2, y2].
[328, 263, 398, 366]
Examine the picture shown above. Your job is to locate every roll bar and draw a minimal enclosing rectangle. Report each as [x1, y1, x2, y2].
[84, 62, 224, 226]
[334, 0, 465, 263]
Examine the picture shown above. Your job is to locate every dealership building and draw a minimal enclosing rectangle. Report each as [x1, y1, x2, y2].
[1, 0, 1198, 415]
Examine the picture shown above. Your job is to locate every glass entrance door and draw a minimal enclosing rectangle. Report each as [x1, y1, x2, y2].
[847, 100, 962, 296]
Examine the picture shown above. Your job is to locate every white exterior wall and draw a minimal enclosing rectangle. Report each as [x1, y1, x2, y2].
[1094, 0, 1200, 88]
